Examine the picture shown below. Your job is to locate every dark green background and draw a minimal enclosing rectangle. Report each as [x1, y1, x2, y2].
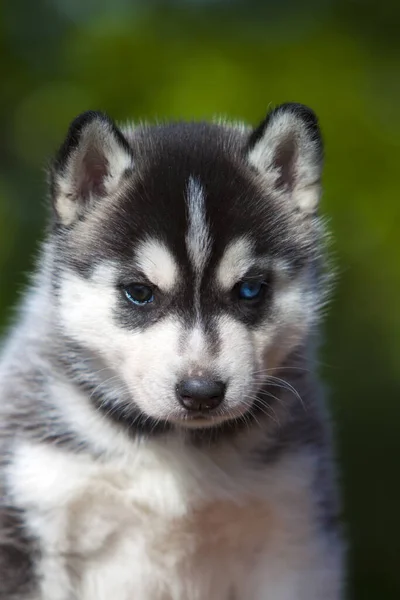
[1, 1, 399, 597]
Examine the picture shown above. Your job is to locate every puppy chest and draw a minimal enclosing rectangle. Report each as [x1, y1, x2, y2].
[66, 488, 274, 598]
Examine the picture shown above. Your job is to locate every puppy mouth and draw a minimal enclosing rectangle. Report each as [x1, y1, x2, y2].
[168, 402, 252, 429]
[171, 413, 230, 429]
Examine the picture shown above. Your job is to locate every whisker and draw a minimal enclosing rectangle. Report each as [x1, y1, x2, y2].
[251, 366, 311, 375]
[265, 377, 305, 410]
[242, 395, 280, 425]
[88, 375, 122, 402]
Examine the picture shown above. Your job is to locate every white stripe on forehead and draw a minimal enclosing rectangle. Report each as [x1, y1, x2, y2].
[216, 237, 255, 290]
[186, 176, 211, 275]
[135, 238, 178, 291]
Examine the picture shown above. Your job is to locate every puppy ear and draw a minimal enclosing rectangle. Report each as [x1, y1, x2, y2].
[247, 103, 323, 215]
[50, 111, 134, 226]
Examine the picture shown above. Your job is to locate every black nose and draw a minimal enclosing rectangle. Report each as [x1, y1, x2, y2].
[177, 378, 225, 412]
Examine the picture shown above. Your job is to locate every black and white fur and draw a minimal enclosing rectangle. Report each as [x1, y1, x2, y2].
[0, 104, 344, 599]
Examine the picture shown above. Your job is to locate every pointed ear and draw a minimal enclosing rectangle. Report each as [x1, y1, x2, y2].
[50, 111, 134, 226]
[247, 103, 323, 215]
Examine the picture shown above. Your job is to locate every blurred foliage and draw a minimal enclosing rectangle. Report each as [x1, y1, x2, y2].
[1, 0, 400, 597]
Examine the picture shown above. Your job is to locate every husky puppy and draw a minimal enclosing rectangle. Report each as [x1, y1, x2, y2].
[0, 103, 344, 599]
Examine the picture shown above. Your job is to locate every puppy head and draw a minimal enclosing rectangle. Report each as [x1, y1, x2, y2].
[49, 105, 325, 431]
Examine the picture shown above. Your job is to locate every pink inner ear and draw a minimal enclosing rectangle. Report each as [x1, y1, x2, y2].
[78, 148, 109, 199]
[273, 136, 297, 192]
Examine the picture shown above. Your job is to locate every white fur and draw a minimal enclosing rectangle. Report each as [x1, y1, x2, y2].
[186, 177, 211, 275]
[216, 236, 254, 290]
[7, 439, 341, 600]
[185, 324, 209, 371]
[135, 238, 178, 291]
[253, 269, 317, 373]
[57, 263, 183, 422]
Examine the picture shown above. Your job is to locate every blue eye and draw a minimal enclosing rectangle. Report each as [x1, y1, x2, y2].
[123, 284, 154, 306]
[238, 281, 263, 300]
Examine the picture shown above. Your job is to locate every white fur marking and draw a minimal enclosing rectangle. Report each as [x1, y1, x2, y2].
[186, 177, 211, 274]
[135, 238, 178, 291]
[216, 237, 254, 290]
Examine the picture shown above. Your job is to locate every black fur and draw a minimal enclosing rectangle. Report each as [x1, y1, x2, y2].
[0, 478, 38, 598]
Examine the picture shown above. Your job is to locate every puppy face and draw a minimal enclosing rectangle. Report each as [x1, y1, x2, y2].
[51, 106, 325, 430]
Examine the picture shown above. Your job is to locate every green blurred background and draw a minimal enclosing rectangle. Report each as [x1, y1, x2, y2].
[1, 0, 399, 597]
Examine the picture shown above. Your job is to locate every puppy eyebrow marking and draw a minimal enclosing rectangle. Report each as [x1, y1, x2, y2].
[134, 238, 178, 291]
[216, 237, 255, 290]
[216, 239, 295, 291]
[186, 176, 211, 275]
